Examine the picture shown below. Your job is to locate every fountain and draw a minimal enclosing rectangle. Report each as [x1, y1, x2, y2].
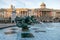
[15, 16, 35, 38]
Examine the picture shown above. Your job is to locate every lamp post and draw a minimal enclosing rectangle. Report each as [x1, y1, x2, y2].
[11, 5, 16, 23]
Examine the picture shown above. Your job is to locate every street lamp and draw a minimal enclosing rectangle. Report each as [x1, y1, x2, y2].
[11, 5, 16, 23]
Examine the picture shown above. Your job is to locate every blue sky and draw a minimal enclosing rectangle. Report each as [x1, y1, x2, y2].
[0, 0, 60, 9]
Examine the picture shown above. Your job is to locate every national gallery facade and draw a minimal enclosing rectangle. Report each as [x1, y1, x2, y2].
[0, 2, 60, 23]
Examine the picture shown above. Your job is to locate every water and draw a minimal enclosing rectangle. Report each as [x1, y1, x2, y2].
[0, 23, 60, 40]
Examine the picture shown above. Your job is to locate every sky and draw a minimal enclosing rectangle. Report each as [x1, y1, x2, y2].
[0, 0, 60, 9]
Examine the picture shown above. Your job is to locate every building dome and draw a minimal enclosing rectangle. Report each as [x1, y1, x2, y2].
[40, 2, 46, 6]
[40, 2, 46, 8]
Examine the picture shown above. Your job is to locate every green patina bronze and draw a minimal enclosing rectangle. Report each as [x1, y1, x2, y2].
[15, 16, 38, 31]
[15, 16, 38, 38]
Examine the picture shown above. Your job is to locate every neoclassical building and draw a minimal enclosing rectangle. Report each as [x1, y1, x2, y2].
[0, 2, 60, 22]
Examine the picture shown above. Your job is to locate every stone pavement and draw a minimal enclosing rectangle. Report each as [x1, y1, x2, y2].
[0, 23, 16, 28]
[0, 23, 60, 40]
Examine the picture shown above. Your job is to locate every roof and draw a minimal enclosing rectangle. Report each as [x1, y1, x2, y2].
[34, 8, 60, 12]
[0, 8, 60, 12]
